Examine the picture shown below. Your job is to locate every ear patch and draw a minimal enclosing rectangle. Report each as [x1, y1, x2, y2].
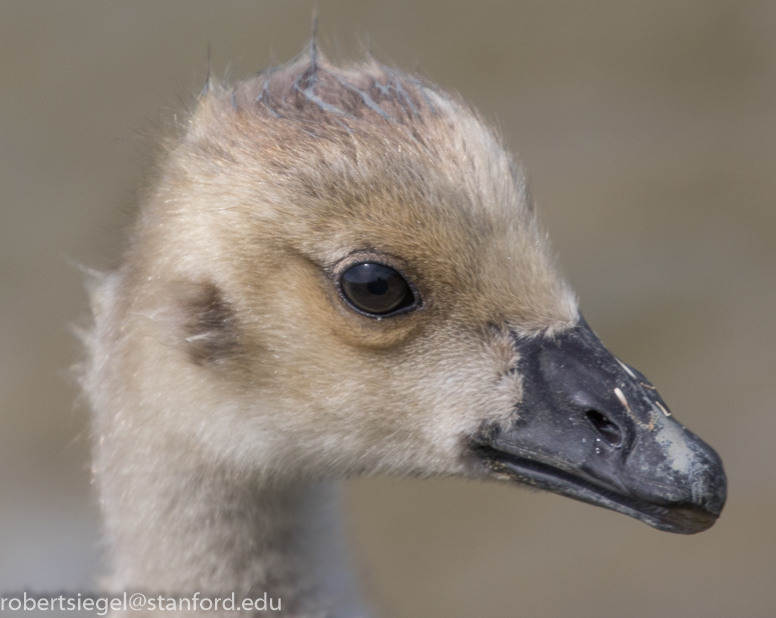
[178, 281, 239, 365]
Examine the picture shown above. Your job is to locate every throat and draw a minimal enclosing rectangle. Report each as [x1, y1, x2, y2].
[99, 458, 364, 617]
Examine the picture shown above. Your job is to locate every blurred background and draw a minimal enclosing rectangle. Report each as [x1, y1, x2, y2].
[1, 1, 774, 616]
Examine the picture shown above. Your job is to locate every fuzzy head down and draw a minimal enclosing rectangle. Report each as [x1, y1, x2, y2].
[87, 49, 577, 490]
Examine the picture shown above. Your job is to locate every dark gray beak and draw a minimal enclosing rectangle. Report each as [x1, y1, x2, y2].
[472, 317, 727, 534]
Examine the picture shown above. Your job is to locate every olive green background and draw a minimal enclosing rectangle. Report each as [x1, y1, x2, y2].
[1, 1, 774, 616]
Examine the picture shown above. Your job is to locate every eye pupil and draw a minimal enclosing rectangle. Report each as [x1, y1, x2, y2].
[367, 277, 389, 296]
[340, 262, 416, 316]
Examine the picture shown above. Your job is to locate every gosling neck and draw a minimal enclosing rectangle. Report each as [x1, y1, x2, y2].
[96, 445, 365, 617]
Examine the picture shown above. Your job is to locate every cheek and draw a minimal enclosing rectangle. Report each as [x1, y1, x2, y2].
[384, 338, 523, 457]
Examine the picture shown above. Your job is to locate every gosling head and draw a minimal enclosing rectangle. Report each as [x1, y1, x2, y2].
[115, 48, 726, 534]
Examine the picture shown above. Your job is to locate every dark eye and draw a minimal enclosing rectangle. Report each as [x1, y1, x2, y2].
[339, 262, 417, 316]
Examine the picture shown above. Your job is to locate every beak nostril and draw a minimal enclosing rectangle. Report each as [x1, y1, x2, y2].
[585, 410, 623, 447]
